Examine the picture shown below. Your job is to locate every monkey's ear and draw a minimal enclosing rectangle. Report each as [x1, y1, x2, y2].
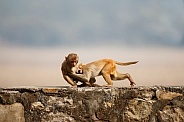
[78, 63, 83, 66]
[78, 63, 82, 68]
[65, 56, 68, 61]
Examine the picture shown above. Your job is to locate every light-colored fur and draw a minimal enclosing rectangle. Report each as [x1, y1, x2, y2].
[77, 59, 138, 86]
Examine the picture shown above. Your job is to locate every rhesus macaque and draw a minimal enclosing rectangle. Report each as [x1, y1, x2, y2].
[61, 53, 97, 87]
[76, 59, 138, 87]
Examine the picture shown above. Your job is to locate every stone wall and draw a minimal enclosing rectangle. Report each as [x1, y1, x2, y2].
[0, 86, 184, 122]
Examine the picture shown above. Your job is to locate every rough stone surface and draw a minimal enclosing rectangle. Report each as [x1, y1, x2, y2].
[0, 103, 25, 122]
[0, 86, 184, 122]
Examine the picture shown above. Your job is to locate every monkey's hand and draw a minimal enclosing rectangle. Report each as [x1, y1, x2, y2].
[68, 73, 92, 87]
[70, 85, 77, 88]
[68, 73, 88, 83]
[63, 75, 77, 86]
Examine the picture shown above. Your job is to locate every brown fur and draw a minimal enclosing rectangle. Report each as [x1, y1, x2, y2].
[77, 59, 138, 86]
[61, 53, 99, 87]
[61, 53, 80, 87]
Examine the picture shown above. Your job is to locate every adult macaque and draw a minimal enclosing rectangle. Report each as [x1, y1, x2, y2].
[77, 59, 138, 87]
[61, 53, 97, 87]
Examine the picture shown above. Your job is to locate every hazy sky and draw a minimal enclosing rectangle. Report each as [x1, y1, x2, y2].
[0, 1, 184, 87]
[0, 0, 184, 47]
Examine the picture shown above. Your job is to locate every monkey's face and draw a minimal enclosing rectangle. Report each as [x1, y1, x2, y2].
[70, 59, 78, 67]
[66, 53, 79, 68]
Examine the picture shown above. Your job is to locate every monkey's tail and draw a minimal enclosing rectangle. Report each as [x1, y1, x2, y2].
[115, 61, 138, 66]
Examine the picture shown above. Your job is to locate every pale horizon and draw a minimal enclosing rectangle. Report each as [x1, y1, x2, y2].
[1, 46, 184, 88]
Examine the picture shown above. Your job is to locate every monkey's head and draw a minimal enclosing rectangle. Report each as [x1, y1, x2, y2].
[65, 53, 79, 67]
[76, 63, 83, 74]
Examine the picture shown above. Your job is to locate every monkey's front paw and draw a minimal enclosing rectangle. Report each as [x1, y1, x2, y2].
[70, 85, 77, 88]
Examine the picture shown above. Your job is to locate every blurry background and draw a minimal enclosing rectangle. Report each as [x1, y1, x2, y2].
[0, 0, 184, 87]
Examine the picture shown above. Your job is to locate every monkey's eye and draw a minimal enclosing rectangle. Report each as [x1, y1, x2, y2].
[70, 60, 78, 63]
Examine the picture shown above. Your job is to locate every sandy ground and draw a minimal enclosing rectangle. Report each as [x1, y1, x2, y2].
[0, 46, 184, 87]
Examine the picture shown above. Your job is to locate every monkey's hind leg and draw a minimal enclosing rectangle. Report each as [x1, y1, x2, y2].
[111, 71, 136, 86]
[101, 63, 114, 87]
[101, 72, 113, 87]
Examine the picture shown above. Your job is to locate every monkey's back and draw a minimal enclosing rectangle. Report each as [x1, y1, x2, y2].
[83, 59, 115, 77]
